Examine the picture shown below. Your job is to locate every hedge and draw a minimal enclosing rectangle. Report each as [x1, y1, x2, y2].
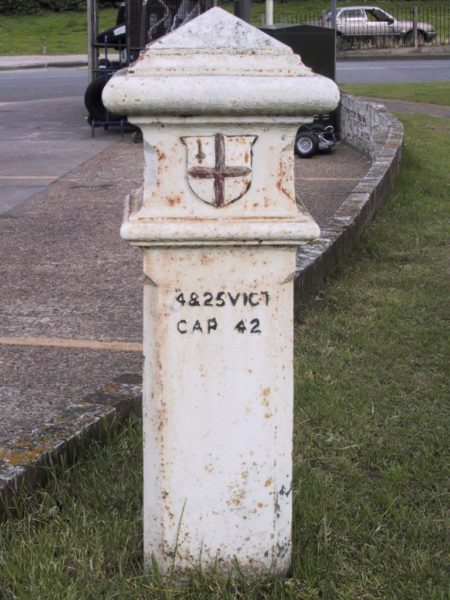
[0, 0, 118, 15]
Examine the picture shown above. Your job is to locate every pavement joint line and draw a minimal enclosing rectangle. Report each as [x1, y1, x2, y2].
[295, 177, 362, 181]
[0, 175, 59, 180]
[0, 336, 143, 352]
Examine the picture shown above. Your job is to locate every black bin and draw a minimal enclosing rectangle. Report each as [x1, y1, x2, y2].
[260, 23, 338, 130]
[260, 23, 336, 80]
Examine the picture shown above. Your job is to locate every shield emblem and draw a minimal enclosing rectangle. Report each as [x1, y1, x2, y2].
[181, 134, 257, 207]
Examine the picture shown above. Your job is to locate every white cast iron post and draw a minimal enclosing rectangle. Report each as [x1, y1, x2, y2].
[104, 7, 339, 576]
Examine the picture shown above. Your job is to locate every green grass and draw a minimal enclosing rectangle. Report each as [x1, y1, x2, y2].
[292, 112, 450, 598]
[341, 81, 450, 107]
[0, 111, 449, 596]
[0, 9, 117, 55]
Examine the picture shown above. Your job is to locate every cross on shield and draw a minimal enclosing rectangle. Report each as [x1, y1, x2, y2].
[181, 133, 257, 207]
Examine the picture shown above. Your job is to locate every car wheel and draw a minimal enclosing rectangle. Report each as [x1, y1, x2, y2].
[405, 30, 426, 46]
[98, 58, 111, 70]
[84, 75, 123, 123]
[336, 32, 346, 51]
[416, 31, 426, 46]
[295, 132, 318, 158]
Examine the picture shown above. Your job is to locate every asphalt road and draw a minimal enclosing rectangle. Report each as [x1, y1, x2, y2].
[0, 58, 449, 103]
[336, 58, 450, 84]
[0, 67, 88, 103]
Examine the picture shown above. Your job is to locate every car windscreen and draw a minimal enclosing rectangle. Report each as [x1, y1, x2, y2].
[366, 9, 394, 22]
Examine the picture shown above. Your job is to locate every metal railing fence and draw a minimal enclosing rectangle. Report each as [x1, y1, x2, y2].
[268, 5, 450, 50]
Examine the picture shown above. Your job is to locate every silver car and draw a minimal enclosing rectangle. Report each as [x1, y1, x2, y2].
[321, 6, 437, 46]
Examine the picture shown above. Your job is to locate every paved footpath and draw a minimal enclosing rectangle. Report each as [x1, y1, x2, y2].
[0, 55, 88, 70]
[0, 142, 143, 485]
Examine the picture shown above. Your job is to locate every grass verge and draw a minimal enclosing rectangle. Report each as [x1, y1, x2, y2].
[0, 112, 449, 598]
[341, 81, 450, 107]
[292, 112, 449, 598]
[0, 9, 116, 55]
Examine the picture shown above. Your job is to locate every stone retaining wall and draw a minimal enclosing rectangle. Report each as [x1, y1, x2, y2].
[294, 94, 404, 316]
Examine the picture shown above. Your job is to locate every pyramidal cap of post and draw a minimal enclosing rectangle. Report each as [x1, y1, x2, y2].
[102, 7, 340, 117]
[103, 7, 340, 247]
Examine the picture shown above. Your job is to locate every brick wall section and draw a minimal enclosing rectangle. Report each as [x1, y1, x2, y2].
[294, 94, 404, 317]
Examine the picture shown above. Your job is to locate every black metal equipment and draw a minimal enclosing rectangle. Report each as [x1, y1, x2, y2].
[260, 23, 338, 132]
[260, 23, 336, 81]
[85, 0, 214, 135]
[233, 0, 250, 24]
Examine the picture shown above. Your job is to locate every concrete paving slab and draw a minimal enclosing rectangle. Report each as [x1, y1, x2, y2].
[0, 183, 49, 213]
[0, 96, 120, 215]
[296, 142, 371, 226]
[0, 141, 143, 342]
[0, 345, 141, 433]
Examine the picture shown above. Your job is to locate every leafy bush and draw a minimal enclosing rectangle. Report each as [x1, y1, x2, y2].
[39, 0, 86, 11]
[0, 0, 41, 15]
[0, 0, 118, 15]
